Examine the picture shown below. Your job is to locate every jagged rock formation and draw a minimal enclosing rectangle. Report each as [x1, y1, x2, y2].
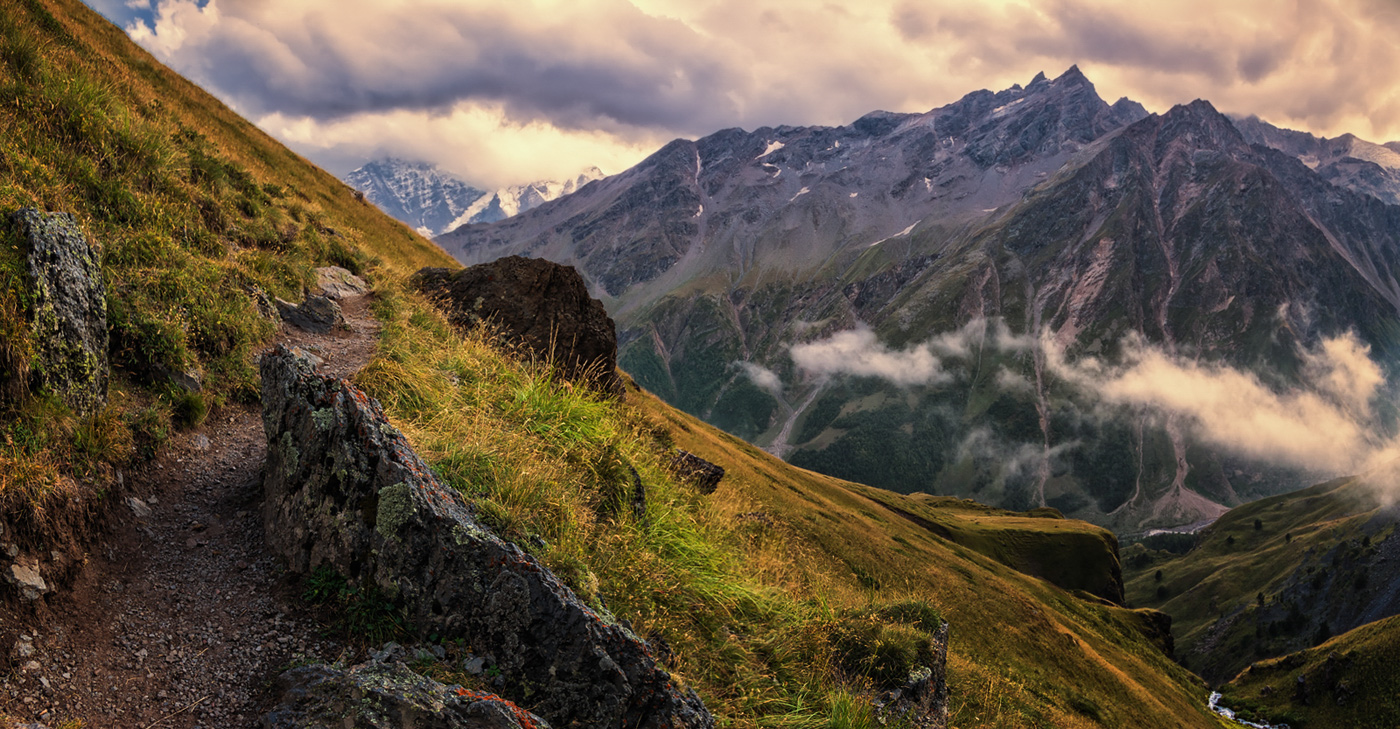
[259, 345, 710, 728]
[414, 257, 622, 396]
[8, 208, 108, 416]
[265, 645, 549, 729]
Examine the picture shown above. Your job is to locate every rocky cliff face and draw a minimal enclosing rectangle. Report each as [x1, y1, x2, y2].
[259, 345, 712, 729]
[436, 69, 1400, 531]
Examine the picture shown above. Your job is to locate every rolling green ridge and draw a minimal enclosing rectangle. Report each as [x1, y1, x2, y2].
[1124, 477, 1400, 684]
[1221, 613, 1400, 728]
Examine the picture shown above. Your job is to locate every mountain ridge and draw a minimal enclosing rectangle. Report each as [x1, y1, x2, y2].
[437, 68, 1400, 532]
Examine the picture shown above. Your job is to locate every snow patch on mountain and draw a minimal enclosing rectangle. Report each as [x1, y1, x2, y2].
[444, 167, 605, 232]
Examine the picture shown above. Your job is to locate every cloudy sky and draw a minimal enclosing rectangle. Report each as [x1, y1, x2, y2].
[85, 0, 1400, 189]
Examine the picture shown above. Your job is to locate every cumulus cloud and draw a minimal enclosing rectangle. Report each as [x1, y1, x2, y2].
[114, 0, 1400, 186]
[1045, 332, 1400, 477]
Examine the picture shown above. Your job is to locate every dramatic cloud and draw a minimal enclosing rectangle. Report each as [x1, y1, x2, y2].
[95, 0, 1400, 186]
[1045, 332, 1400, 478]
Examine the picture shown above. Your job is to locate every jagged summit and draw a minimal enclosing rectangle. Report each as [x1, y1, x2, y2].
[344, 159, 603, 237]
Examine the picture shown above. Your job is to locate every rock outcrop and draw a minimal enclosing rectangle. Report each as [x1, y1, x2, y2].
[413, 257, 622, 396]
[260, 345, 711, 729]
[10, 208, 108, 415]
[265, 646, 548, 729]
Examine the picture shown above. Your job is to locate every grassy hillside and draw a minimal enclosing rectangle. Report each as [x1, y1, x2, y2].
[1220, 613, 1400, 728]
[1123, 477, 1395, 683]
[0, 0, 450, 535]
[0, 1, 1235, 727]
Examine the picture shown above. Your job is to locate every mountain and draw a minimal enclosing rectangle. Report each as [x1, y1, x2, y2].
[1232, 114, 1400, 206]
[343, 159, 603, 237]
[343, 158, 488, 237]
[438, 67, 1400, 531]
[442, 166, 604, 231]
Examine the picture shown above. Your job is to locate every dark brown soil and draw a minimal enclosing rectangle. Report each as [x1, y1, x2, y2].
[0, 296, 379, 728]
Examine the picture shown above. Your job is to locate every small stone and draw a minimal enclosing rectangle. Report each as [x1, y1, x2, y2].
[192, 434, 211, 451]
[14, 636, 35, 658]
[127, 497, 152, 519]
[463, 656, 485, 675]
[22, 661, 39, 672]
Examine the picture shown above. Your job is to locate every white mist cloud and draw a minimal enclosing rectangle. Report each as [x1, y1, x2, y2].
[789, 318, 1030, 387]
[790, 328, 951, 387]
[735, 361, 783, 395]
[1045, 332, 1399, 477]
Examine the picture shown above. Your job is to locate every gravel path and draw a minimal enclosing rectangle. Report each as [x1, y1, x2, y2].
[0, 296, 379, 728]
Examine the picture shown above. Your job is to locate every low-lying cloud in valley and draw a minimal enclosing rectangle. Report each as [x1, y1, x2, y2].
[1046, 332, 1400, 479]
[772, 320, 1400, 483]
[786, 318, 1030, 387]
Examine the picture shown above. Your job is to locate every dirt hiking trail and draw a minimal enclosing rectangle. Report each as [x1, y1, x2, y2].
[0, 295, 380, 728]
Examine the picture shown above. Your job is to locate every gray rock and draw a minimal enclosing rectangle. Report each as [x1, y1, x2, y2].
[126, 497, 152, 519]
[264, 653, 546, 729]
[154, 362, 203, 392]
[260, 345, 712, 729]
[668, 451, 724, 495]
[275, 295, 343, 334]
[9, 208, 108, 415]
[6, 558, 50, 601]
[314, 266, 369, 300]
[14, 635, 35, 658]
[192, 434, 211, 451]
[412, 257, 622, 396]
[874, 622, 950, 729]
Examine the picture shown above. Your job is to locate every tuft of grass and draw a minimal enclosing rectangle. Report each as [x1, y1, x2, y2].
[302, 565, 409, 645]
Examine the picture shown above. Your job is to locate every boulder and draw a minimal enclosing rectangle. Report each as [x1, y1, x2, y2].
[264, 648, 547, 729]
[275, 294, 343, 333]
[10, 209, 108, 415]
[668, 451, 724, 495]
[314, 266, 369, 300]
[260, 345, 712, 729]
[873, 622, 950, 729]
[413, 257, 622, 396]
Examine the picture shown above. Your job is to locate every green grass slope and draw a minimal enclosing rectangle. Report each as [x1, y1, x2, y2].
[0, 0, 450, 531]
[1124, 477, 1396, 683]
[0, 2, 1235, 726]
[1220, 613, 1400, 728]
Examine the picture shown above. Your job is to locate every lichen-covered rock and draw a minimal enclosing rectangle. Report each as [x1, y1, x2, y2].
[667, 451, 724, 495]
[11, 208, 108, 415]
[275, 294, 343, 333]
[260, 345, 712, 729]
[874, 622, 950, 729]
[264, 649, 547, 729]
[314, 266, 369, 300]
[413, 257, 622, 396]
